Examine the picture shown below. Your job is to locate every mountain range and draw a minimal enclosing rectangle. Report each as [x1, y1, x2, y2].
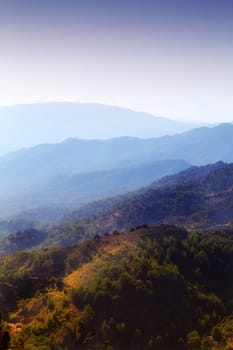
[3, 160, 233, 252]
[1, 109, 233, 350]
[0, 102, 200, 155]
[1, 123, 233, 217]
[0, 159, 190, 217]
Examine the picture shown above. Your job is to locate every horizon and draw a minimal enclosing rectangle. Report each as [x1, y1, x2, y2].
[0, 101, 214, 125]
[0, 100, 232, 125]
[0, 101, 229, 157]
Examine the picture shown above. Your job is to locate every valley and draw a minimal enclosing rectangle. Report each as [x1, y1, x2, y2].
[0, 109, 233, 350]
[2, 1, 233, 348]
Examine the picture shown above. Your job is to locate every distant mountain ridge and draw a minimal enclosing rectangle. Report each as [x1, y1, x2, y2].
[2, 122, 233, 168]
[0, 102, 200, 154]
[0, 123, 233, 217]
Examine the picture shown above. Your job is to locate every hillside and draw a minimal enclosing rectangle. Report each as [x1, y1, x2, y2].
[0, 219, 35, 240]
[64, 161, 233, 232]
[150, 161, 226, 189]
[0, 159, 189, 217]
[1, 225, 233, 349]
[3, 161, 230, 253]
[0, 102, 200, 155]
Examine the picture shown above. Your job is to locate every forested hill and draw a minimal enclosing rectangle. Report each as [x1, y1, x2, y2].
[1, 161, 233, 255]
[2, 225, 233, 349]
[65, 161, 233, 231]
[2, 161, 232, 255]
[150, 161, 225, 189]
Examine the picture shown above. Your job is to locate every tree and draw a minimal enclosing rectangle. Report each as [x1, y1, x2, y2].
[201, 336, 214, 350]
[186, 330, 201, 350]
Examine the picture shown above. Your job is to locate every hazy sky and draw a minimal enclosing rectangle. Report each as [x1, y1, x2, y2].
[1, 0, 233, 122]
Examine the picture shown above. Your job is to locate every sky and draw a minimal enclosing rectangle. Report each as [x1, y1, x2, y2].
[1, 0, 233, 123]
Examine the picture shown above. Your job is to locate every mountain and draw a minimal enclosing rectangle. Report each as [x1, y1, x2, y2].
[64, 161, 233, 231]
[1, 123, 232, 184]
[1, 123, 233, 217]
[0, 136, 192, 191]
[4, 161, 232, 252]
[2, 225, 233, 349]
[0, 159, 190, 217]
[151, 123, 233, 164]
[0, 102, 200, 155]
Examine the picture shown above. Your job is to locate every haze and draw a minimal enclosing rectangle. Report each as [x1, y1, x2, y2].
[1, 0, 233, 122]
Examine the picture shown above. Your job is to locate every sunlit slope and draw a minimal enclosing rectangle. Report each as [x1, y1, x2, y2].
[0, 225, 233, 349]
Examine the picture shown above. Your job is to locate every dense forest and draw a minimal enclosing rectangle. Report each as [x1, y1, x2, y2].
[0, 225, 233, 349]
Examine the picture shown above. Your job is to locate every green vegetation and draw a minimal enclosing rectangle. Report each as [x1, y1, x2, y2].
[0, 225, 233, 349]
[0, 239, 99, 314]
[0, 221, 98, 254]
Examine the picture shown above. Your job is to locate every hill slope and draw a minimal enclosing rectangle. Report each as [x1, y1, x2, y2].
[2, 161, 232, 253]
[65, 161, 233, 231]
[1, 225, 233, 349]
